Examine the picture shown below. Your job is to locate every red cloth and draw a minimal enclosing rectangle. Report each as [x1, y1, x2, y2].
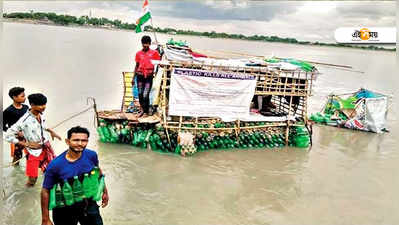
[10, 143, 16, 157]
[40, 142, 56, 172]
[26, 151, 45, 178]
[135, 49, 161, 77]
[26, 141, 56, 178]
[190, 51, 207, 58]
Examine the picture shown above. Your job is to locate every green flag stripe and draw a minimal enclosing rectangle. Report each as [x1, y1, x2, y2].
[137, 11, 151, 26]
[135, 11, 151, 33]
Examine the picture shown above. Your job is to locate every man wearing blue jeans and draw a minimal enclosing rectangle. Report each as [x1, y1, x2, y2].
[40, 126, 109, 225]
[133, 35, 161, 117]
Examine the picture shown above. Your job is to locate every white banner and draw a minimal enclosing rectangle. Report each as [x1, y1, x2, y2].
[169, 68, 256, 118]
[335, 27, 396, 43]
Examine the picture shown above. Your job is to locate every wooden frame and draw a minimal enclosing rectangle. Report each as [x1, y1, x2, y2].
[155, 61, 316, 145]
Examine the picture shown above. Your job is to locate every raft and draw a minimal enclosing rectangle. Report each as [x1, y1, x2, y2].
[96, 41, 318, 156]
[310, 88, 390, 133]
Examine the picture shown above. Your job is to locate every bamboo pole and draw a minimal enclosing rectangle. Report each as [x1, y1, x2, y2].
[164, 124, 287, 130]
[190, 48, 354, 69]
[122, 72, 127, 112]
[234, 120, 240, 142]
[161, 68, 171, 146]
[149, 18, 159, 45]
[194, 117, 198, 136]
[304, 78, 309, 122]
[286, 86, 294, 145]
[178, 116, 183, 132]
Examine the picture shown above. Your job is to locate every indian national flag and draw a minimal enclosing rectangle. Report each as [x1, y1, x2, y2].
[135, 0, 151, 33]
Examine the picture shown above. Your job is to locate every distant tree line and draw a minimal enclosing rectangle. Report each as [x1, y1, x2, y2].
[3, 12, 136, 30]
[3, 12, 395, 51]
[149, 26, 394, 51]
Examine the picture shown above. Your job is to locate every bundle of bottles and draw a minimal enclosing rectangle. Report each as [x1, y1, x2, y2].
[167, 38, 188, 47]
[48, 167, 105, 210]
[310, 95, 357, 126]
[97, 119, 311, 155]
[289, 125, 311, 148]
[97, 120, 132, 143]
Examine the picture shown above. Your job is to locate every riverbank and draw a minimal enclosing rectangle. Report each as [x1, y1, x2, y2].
[4, 18, 125, 33]
[3, 16, 395, 52]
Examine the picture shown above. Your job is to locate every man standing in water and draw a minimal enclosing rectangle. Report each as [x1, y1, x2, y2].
[133, 35, 161, 117]
[3, 87, 29, 165]
[5, 93, 61, 187]
[41, 126, 109, 225]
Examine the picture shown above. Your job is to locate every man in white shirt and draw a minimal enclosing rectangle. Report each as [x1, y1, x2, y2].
[5, 93, 61, 187]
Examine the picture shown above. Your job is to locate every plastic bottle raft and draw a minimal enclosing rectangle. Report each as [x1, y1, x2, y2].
[96, 119, 311, 156]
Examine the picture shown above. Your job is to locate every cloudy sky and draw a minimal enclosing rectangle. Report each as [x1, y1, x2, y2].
[3, 1, 396, 43]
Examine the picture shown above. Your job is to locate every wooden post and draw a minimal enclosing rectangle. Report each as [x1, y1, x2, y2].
[236, 120, 241, 142]
[283, 73, 288, 97]
[304, 78, 309, 122]
[194, 117, 198, 136]
[286, 83, 294, 145]
[161, 66, 171, 145]
[87, 97, 99, 127]
[121, 72, 127, 112]
[179, 116, 183, 132]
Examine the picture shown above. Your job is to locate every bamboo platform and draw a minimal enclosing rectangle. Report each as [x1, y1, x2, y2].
[154, 62, 316, 144]
[98, 59, 315, 147]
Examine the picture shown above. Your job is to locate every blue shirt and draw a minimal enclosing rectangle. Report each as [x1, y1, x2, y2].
[42, 149, 99, 189]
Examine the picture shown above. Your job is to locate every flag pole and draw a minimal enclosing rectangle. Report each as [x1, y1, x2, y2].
[150, 17, 159, 45]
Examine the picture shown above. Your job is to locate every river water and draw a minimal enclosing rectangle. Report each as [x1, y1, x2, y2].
[2, 22, 398, 225]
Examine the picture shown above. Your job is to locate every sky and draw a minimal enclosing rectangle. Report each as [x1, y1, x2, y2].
[3, 1, 396, 43]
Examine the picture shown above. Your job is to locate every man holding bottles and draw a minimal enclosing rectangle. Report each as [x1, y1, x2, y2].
[40, 126, 109, 225]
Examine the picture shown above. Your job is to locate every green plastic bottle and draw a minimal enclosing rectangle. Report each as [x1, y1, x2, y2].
[209, 142, 215, 149]
[295, 135, 310, 148]
[108, 126, 119, 142]
[49, 184, 57, 210]
[90, 173, 97, 199]
[175, 145, 182, 154]
[108, 125, 118, 138]
[91, 168, 100, 196]
[96, 127, 107, 142]
[83, 173, 92, 199]
[101, 126, 111, 139]
[132, 132, 138, 145]
[149, 135, 157, 151]
[199, 144, 205, 151]
[121, 128, 128, 136]
[93, 167, 100, 180]
[156, 139, 162, 147]
[72, 176, 85, 202]
[62, 179, 74, 206]
[94, 175, 105, 201]
[55, 183, 65, 208]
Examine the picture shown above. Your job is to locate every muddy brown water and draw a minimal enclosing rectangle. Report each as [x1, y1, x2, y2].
[2, 22, 398, 225]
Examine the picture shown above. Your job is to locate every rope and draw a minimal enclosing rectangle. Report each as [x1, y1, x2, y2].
[4, 158, 22, 168]
[4, 99, 98, 168]
[50, 106, 93, 129]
